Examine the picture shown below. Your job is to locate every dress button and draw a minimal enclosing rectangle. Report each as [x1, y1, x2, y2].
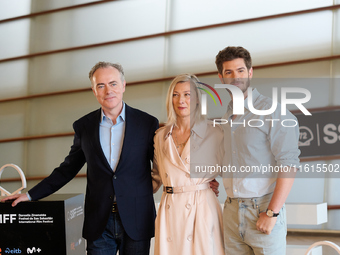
[113, 175, 117, 180]
[185, 157, 190, 163]
[186, 173, 190, 178]
[167, 237, 172, 242]
[187, 235, 192, 241]
[186, 203, 191, 209]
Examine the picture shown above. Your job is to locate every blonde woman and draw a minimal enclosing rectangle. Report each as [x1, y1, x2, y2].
[152, 74, 225, 255]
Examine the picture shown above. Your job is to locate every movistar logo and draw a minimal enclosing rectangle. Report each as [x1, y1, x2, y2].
[27, 247, 41, 254]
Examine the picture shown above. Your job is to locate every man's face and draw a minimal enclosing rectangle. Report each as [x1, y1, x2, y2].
[91, 67, 126, 115]
[218, 58, 253, 98]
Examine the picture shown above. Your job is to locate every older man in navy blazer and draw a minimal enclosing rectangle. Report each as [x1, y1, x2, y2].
[2, 62, 159, 255]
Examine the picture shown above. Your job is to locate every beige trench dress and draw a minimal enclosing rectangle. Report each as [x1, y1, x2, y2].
[152, 121, 225, 255]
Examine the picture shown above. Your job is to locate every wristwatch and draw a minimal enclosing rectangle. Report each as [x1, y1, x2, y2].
[266, 209, 279, 217]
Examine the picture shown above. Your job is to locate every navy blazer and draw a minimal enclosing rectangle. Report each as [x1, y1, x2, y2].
[29, 104, 159, 242]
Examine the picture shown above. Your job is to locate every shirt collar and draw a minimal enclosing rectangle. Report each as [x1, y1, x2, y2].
[163, 125, 173, 140]
[100, 102, 126, 123]
[191, 120, 207, 139]
[227, 88, 261, 113]
[163, 120, 207, 140]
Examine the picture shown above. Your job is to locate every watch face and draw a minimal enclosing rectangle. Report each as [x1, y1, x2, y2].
[266, 209, 274, 217]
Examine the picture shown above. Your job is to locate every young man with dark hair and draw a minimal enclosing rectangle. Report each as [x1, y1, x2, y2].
[216, 46, 300, 255]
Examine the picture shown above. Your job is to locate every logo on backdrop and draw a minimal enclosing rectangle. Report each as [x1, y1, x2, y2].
[299, 126, 314, 146]
[27, 247, 42, 254]
[0, 164, 27, 196]
[3, 248, 22, 254]
[70, 239, 82, 251]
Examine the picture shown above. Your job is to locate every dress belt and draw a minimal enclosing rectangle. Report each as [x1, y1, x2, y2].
[163, 183, 210, 194]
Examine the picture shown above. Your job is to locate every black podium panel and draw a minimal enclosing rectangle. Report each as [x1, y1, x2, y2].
[0, 193, 85, 255]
